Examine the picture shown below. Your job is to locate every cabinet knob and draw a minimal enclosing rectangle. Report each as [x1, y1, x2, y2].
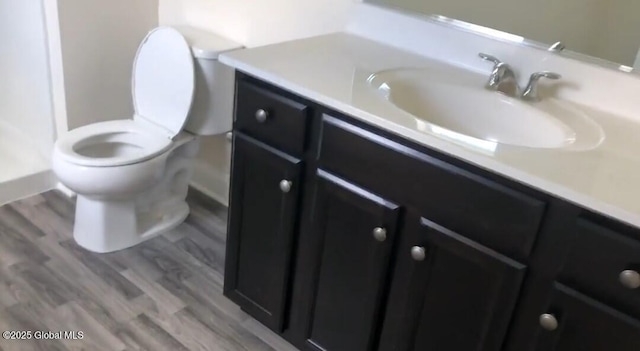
[279, 179, 292, 193]
[373, 227, 387, 242]
[539, 313, 558, 331]
[411, 246, 426, 261]
[619, 270, 640, 289]
[255, 109, 269, 123]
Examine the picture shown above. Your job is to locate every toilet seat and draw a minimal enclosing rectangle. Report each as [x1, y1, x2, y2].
[132, 26, 195, 138]
[54, 120, 173, 167]
[54, 27, 196, 168]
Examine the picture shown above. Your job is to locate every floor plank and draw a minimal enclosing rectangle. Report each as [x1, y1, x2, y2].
[10, 200, 73, 242]
[55, 302, 126, 351]
[143, 307, 241, 351]
[0, 274, 19, 308]
[0, 219, 49, 268]
[2, 304, 69, 351]
[59, 240, 145, 300]
[0, 189, 298, 351]
[115, 314, 189, 351]
[0, 206, 46, 241]
[120, 269, 186, 315]
[8, 261, 75, 308]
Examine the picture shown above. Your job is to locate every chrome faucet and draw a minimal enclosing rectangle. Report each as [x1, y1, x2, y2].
[479, 53, 520, 97]
[478, 53, 561, 102]
[521, 71, 562, 102]
[548, 41, 565, 52]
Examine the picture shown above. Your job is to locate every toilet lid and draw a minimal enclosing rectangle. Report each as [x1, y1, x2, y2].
[132, 27, 195, 139]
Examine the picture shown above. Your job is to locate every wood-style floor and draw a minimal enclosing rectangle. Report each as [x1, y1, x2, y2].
[0, 190, 298, 351]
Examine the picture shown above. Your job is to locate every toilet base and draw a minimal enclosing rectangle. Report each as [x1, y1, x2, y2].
[73, 196, 190, 253]
[70, 137, 200, 253]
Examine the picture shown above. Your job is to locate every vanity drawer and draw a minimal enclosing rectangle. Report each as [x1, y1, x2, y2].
[319, 115, 546, 260]
[559, 217, 640, 318]
[235, 80, 311, 156]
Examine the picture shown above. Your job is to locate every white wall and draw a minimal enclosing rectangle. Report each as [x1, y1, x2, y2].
[159, 0, 353, 47]
[0, 0, 55, 157]
[159, 0, 354, 204]
[56, 0, 159, 130]
[591, 1, 640, 66]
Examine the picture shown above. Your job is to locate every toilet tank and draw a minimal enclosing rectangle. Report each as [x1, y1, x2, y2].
[177, 26, 243, 136]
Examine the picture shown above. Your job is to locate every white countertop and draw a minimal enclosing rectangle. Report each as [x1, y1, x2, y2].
[220, 33, 640, 228]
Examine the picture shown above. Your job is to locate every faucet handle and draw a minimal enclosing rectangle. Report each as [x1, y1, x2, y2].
[522, 71, 562, 102]
[530, 71, 562, 81]
[478, 53, 503, 66]
[548, 42, 566, 52]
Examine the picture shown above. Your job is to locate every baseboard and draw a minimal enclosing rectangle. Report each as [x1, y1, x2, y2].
[190, 180, 229, 207]
[191, 159, 230, 207]
[0, 170, 58, 206]
[55, 182, 76, 198]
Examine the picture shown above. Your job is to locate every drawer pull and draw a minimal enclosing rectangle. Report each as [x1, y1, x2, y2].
[411, 246, 426, 261]
[619, 270, 640, 289]
[279, 180, 292, 193]
[255, 109, 269, 123]
[373, 227, 387, 242]
[539, 313, 558, 331]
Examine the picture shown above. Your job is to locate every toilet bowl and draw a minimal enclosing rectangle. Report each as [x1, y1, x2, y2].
[53, 120, 174, 196]
[52, 26, 241, 253]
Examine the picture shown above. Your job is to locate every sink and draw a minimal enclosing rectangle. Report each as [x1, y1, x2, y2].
[368, 68, 604, 151]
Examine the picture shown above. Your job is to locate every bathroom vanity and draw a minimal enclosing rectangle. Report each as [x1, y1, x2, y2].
[221, 11, 640, 351]
[223, 70, 640, 350]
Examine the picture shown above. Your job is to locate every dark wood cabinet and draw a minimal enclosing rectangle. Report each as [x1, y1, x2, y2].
[533, 283, 640, 351]
[301, 171, 400, 351]
[319, 115, 546, 261]
[224, 133, 303, 332]
[558, 217, 640, 319]
[225, 73, 640, 351]
[235, 80, 311, 157]
[379, 214, 526, 351]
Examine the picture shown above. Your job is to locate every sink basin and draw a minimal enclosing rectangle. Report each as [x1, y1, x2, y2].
[368, 68, 604, 151]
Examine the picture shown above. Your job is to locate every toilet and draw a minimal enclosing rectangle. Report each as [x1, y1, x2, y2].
[52, 26, 241, 253]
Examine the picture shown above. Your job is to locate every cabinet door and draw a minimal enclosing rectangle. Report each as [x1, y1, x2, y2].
[303, 171, 400, 351]
[224, 133, 303, 332]
[379, 214, 526, 351]
[533, 283, 640, 351]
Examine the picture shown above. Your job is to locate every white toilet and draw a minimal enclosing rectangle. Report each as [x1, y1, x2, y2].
[52, 26, 241, 253]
